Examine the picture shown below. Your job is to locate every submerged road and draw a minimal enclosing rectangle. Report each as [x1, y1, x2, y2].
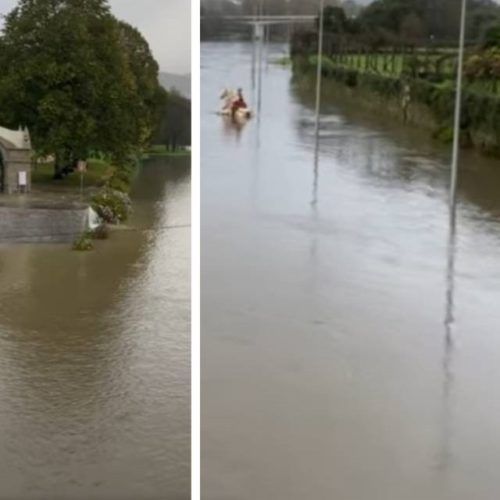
[202, 41, 500, 500]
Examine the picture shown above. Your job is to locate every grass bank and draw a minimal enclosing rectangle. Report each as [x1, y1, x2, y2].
[142, 145, 191, 159]
[294, 54, 500, 156]
[32, 158, 113, 188]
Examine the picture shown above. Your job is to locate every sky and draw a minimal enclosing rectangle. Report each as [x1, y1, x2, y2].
[0, 0, 191, 75]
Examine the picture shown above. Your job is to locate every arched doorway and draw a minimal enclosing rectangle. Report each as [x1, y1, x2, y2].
[0, 128, 32, 194]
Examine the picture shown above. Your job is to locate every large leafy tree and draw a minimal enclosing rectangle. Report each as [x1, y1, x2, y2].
[117, 21, 161, 148]
[153, 89, 191, 152]
[357, 0, 500, 44]
[0, 0, 159, 176]
[358, 0, 423, 36]
[323, 6, 349, 34]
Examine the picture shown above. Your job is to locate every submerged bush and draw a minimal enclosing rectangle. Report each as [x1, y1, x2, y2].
[107, 175, 130, 193]
[72, 232, 93, 251]
[91, 189, 132, 224]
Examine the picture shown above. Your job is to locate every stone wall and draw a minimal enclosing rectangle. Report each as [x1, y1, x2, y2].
[0, 205, 89, 243]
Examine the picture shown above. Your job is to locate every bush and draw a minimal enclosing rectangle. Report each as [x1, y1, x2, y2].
[105, 157, 138, 193]
[91, 189, 132, 224]
[107, 175, 130, 193]
[72, 232, 93, 251]
[295, 49, 500, 154]
[483, 25, 500, 49]
[433, 126, 454, 143]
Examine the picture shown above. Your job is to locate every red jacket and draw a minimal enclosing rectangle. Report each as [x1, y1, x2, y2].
[232, 97, 247, 110]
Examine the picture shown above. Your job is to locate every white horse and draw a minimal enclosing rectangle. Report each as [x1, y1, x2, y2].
[219, 88, 253, 120]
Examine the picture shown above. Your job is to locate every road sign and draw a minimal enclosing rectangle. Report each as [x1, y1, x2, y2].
[18, 171, 27, 186]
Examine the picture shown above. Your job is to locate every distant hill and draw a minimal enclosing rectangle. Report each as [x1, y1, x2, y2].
[159, 73, 191, 99]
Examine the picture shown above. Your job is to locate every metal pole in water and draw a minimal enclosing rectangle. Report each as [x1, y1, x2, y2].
[257, 0, 264, 116]
[449, 0, 467, 220]
[265, 22, 270, 71]
[312, 0, 325, 207]
[251, 28, 256, 90]
[314, 0, 325, 156]
[251, 1, 258, 91]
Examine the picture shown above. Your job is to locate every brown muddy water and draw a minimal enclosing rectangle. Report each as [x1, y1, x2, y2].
[0, 156, 190, 500]
[202, 42, 500, 500]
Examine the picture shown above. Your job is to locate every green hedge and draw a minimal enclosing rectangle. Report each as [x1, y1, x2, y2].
[297, 56, 500, 153]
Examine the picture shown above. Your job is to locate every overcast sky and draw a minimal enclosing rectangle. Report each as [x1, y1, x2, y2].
[0, 0, 191, 75]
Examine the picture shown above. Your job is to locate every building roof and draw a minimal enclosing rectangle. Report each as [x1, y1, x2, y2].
[0, 126, 31, 150]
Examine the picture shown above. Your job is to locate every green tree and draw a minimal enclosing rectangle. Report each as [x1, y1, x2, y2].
[153, 90, 191, 152]
[358, 0, 500, 44]
[399, 12, 424, 46]
[323, 6, 348, 34]
[482, 24, 500, 48]
[358, 0, 423, 36]
[117, 21, 162, 147]
[0, 0, 155, 177]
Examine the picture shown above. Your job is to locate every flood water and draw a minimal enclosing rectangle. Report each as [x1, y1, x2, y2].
[202, 42, 500, 500]
[0, 157, 190, 499]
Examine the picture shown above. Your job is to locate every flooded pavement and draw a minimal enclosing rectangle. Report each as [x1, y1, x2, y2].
[202, 42, 500, 500]
[0, 156, 190, 500]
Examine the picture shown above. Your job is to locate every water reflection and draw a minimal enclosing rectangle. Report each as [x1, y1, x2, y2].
[312, 115, 320, 209]
[437, 202, 458, 473]
[221, 116, 246, 141]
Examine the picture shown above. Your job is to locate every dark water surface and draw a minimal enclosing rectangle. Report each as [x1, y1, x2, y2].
[202, 42, 500, 500]
[0, 157, 190, 500]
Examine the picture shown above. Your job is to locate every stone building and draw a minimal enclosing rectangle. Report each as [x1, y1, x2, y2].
[0, 126, 32, 194]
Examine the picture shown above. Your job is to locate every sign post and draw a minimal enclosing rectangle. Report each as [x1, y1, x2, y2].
[77, 160, 87, 199]
[18, 171, 27, 194]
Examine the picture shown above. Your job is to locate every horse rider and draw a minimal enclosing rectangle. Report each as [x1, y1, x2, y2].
[231, 88, 247, 117]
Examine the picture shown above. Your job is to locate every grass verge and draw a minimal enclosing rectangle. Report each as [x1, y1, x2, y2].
[31, 158, 113, 188]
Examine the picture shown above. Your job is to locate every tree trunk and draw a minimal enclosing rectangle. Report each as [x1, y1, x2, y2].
[53, 152, 64, 179]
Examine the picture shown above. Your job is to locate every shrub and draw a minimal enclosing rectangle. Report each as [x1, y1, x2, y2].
[107, 175, 130, 193]
[433, 126, 454, 143]
[91, 189, 132, 224]
[105, 157, 138, 193]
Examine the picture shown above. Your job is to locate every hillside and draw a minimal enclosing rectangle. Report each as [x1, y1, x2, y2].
[159, 73, 191, 99]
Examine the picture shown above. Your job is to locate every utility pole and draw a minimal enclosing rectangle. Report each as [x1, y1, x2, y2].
[314, 0, 325, 155]
[449, 0, 467, 219]
[312, 0, 325, 208]
[257, 0, 264, 115]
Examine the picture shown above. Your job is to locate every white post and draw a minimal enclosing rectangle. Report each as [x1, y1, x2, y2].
[77, 160, 87, 199]
[251, 26, 257, 90]
[257, 0, 264, 115]
[314, 0, 325, 153]
[449, 0, 467, 216]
